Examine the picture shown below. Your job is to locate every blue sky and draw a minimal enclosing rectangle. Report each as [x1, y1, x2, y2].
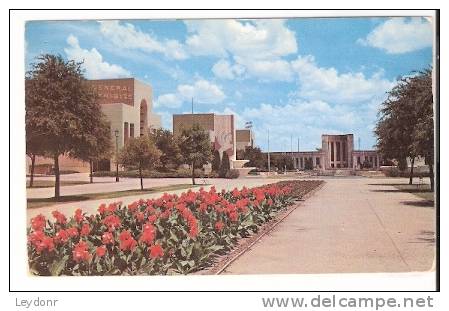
[25, 17, 433, 152]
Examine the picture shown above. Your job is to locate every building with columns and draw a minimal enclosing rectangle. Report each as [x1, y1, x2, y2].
[273, 134, 380, 171]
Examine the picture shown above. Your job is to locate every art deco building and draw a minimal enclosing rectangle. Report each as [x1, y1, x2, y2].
[272, 134, 380, 170]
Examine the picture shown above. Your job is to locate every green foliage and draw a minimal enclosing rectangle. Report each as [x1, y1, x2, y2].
[225, 169, 240, 179]
[274, 154, 295, 171]
[303, 157, 313, 170]
[149, 128, 182, 169]
[25, 54, 109, 198]
[118, 136, 162, 190]
[211, 149, 221, 172]
[241, 146, 265, 169]
[374, 68, 434, 189]
[219, 151, 231, 178]
[178, 124, 213, 184]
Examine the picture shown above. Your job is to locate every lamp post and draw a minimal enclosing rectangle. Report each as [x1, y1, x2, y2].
[114, 129, 119, 182]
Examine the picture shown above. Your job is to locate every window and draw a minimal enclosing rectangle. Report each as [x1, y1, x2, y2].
[336, 142, 341, 161]
[342, 142, 346, 162]
[124, 122, 129, 144]
[331, 143, 334, 162]
[316, 157, 320, 166]
[130, 123, 134, 138]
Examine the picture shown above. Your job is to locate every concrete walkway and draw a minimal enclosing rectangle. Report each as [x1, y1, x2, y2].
[223, 177, 435, 274]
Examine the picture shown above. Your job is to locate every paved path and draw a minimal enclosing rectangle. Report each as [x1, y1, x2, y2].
[223, 178, 435, 274]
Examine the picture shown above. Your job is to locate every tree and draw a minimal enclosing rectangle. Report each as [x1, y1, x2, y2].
[219, 151, 231, 178]
[410, 69, 434, 191]
[25, 132, 45, 187]
[241, 146, 265, 169]
[178, 124, 213, 185]
[274, 154, 294, 171]
[118, 136, 161, 190]
[149, 128, 182, 170]
[375, 68, 433, 186]
[70, 117, 112, 183]
[304, 157, 313, 170]
[25, 54, 108, 198]
[211, 149, 221, 172]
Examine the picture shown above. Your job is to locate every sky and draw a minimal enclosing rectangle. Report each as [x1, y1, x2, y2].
[25, 17, 434, 152]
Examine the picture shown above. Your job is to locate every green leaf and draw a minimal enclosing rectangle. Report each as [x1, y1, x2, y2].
[49, 255, 68, 276]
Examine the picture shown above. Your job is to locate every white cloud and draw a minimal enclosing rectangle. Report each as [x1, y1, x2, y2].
[154, 93, 183, 109]
[64, 34, 131, 79]
[212, 59, 245, 80]
[291, 55, 395, 104]
[98, 21, 188, 60]
[237, 57, 294, 82]
[185, 19, 297, 59]
[357, 17, 433, 54]
[186, 19, 297, 81]
[155, 79, 226, 108]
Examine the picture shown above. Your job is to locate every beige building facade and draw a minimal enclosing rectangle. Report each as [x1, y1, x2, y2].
[275, 134, 380, 171]
[173, 113, 236, 161]
[236, 129, 255, 152]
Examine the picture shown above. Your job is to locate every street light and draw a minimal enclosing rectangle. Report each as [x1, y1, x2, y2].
[114, 129, 119, 182]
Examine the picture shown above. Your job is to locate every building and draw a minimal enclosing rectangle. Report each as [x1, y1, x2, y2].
[27, 78, 161, 173]
[236, 129, 255, 152]
[272, 134, 380, 170]
[173, 113, 236, 161]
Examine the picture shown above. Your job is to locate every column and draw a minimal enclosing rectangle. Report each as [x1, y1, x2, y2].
[340, 141, 344, 167]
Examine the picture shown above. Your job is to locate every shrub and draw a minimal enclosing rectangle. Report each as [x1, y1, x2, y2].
[27, 181, 316, 276]
[219, 152, 230, 178]
[225, 169, 240, 179]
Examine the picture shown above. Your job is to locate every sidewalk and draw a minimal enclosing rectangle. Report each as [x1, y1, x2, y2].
[222, 178, 435, 274]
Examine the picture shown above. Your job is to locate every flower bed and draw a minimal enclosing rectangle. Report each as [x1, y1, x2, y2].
[27, 180, 321, 276]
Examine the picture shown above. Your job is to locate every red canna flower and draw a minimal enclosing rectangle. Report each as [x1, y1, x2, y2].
[214, 221, 224, 231]
[54, 229, 69, 244]
[149, 244, 164, 258]
[74, 208, 84, 223]
[98, 203, 107, 215]
[147, 214, 157, 223]
[119, 231, 137, 252]
[52, 210, 67, 225]
[101, 232, 114, 244]
[103, 215, 121, 231]
[28, 231, 54, 253]
[66, 227, 79, 238]
[95, 245, 107, 257]
[139, 223, 155, 245]
[80, 223, 91, 236]
[72, 241, 91, 263]
[30, 214, 46, 232]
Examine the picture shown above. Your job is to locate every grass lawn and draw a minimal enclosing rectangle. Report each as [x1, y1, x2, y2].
[27, 184, 196, 209]
[393, 184, 435, 201]
[27, 180, 94, 188]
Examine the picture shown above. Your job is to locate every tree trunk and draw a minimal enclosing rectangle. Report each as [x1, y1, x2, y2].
[54, 154, 60, 199]
[139, 167, 144, 191]
[89, 159, 93, 183]
[429, 162, 434, 192]
[191, 161, 196, 185]
[409, 157, 415, 185]
[29, 154, 36, 187]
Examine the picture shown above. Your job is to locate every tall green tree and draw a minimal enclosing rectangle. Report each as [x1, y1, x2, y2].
[211, 149, 221, 172]
[178, 124, 213, 185]
[219, 151, 231, 178]
[149, 128, 182, 169]
[70, 117, 112, 183]
[118, 136, 161, 190]
[25, 54, 108, 198]
[241, 146, 265, 169]
[375, 68, 434, 188]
